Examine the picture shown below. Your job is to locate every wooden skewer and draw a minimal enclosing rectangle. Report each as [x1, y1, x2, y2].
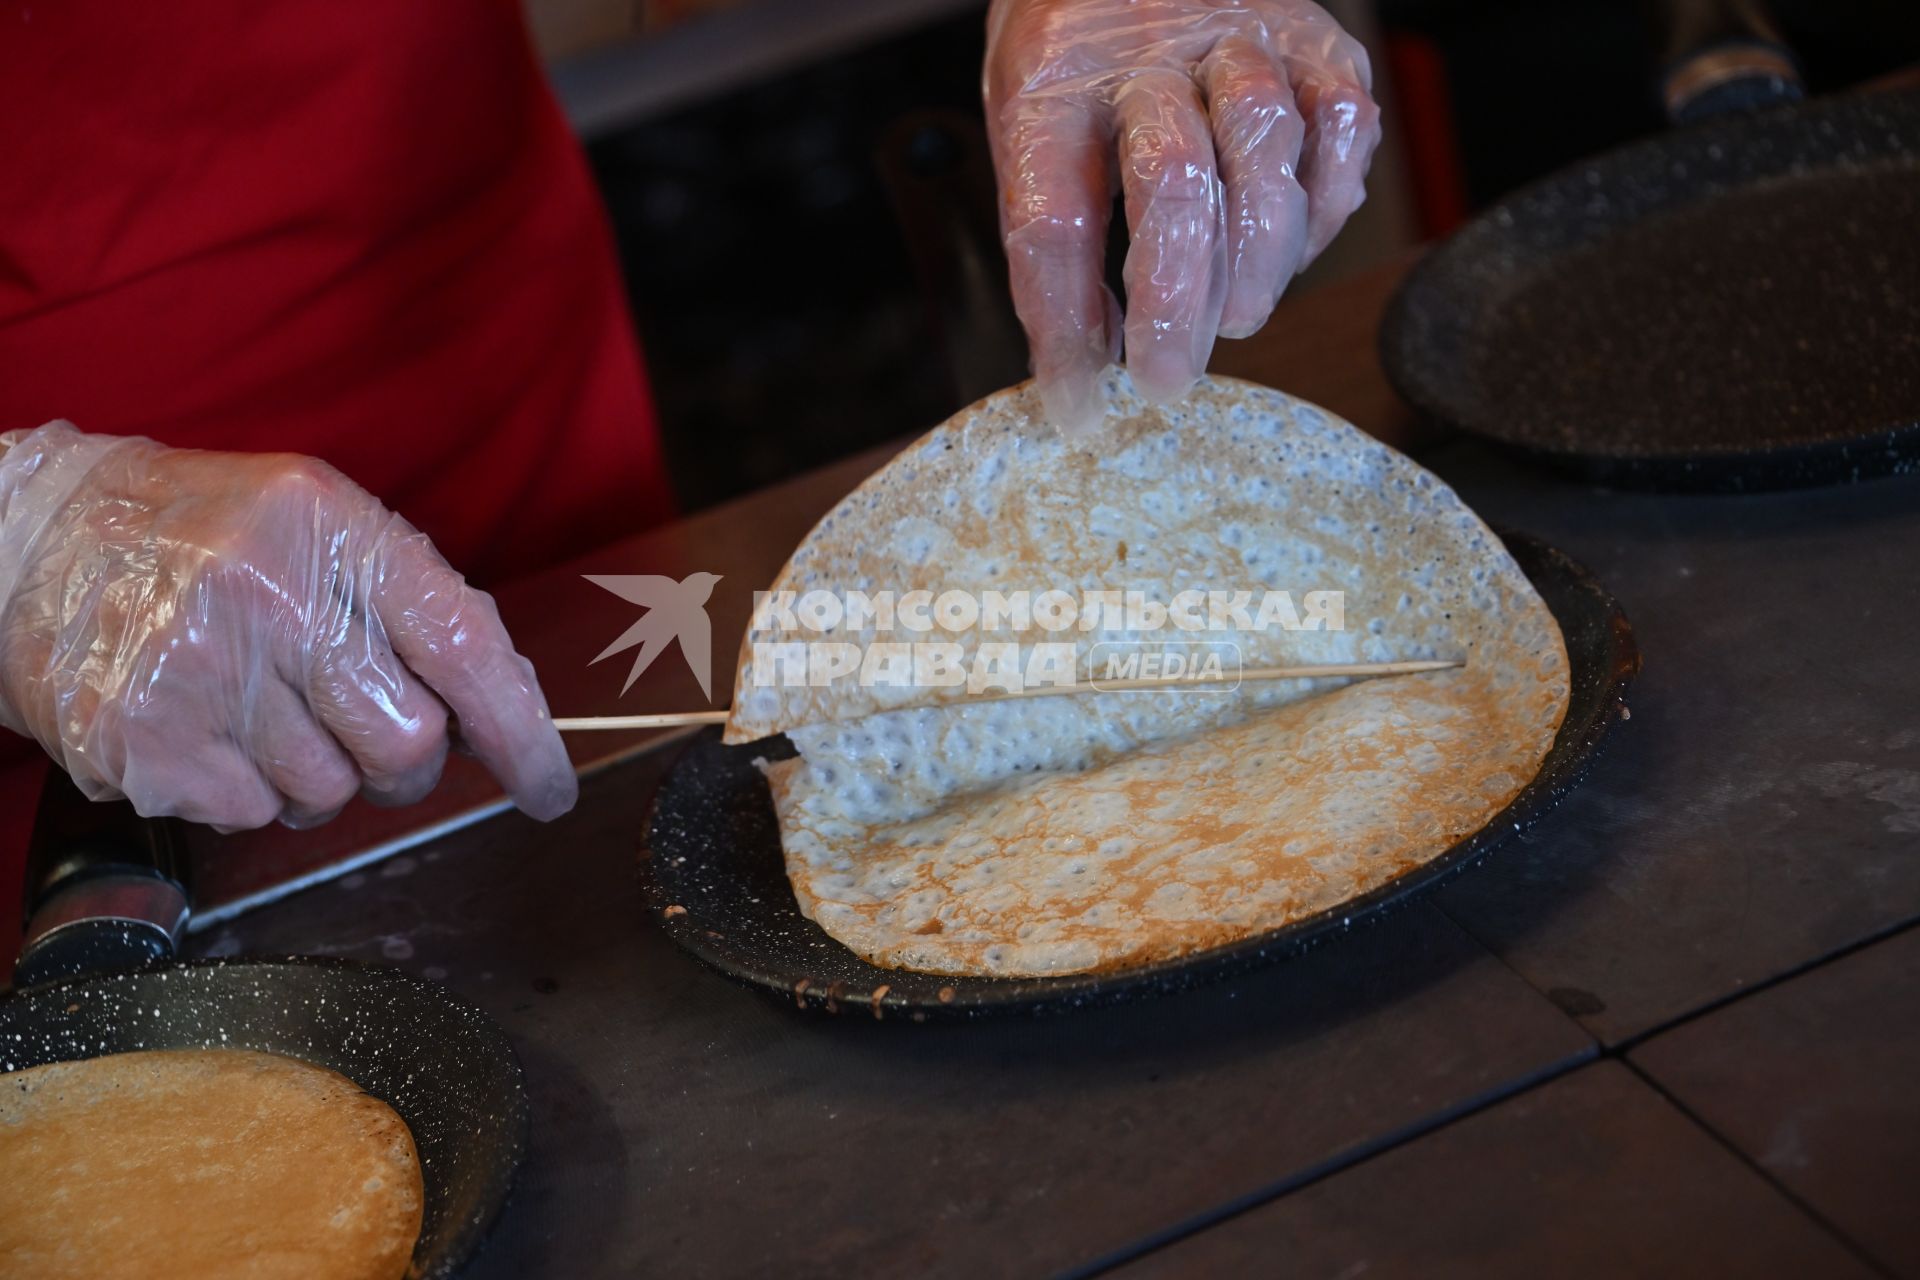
[551, 658, 1462, 733]
[554, 708, 731, 731]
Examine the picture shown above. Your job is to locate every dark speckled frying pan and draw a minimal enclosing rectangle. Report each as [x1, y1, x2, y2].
[0, 774, 528, 1279]
[1381, 13, 1920, 492]
[640, 531, 1637, 1020]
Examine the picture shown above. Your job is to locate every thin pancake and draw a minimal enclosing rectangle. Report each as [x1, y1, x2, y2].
[0, 1048, 424, 1280]
[728, 373, 1568, 977]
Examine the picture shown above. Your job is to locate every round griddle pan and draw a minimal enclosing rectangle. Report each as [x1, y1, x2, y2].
[0, 776, 528, 1279]
[1380, 79, 1920, 492]
[639, 530, 1638, 1020]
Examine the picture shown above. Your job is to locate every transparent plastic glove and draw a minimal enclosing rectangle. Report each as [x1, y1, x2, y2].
[0, 423, 578, 831]
[984, 0, 1381, 429]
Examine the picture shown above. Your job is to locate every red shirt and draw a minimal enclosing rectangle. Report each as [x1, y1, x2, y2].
[0, 0, 674, 582]
[0, 0, 676, 950]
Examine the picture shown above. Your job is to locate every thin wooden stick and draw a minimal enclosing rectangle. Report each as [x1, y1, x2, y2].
[552, 658, 1461, 732]
[553, 709, 730, 732]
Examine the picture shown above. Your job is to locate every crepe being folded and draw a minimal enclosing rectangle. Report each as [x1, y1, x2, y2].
[724, 374, 1569, 978]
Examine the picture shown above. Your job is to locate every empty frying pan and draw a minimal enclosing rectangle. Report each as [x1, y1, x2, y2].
[0, 772, 528, 1279]
[1380, 3, 1920, 491]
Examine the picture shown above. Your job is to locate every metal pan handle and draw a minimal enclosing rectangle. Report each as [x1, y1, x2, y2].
[1658, 0, 1805, 125]
[14, 770, 191, 989]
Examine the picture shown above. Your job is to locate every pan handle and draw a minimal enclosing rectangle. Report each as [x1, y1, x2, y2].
[1657, 0, 1804, 125]
[14, 769, 191, 990]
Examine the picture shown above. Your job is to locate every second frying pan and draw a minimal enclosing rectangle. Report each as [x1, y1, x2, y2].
[0, 774, 529, 1279]
[1381, 37, 1920, 491]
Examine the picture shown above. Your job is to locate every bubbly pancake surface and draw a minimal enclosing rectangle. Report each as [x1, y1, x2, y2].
[729, 374, 1570, 977]
[0, 1048, 424, 1280]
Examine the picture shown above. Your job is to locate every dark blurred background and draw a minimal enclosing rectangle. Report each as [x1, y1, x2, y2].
[530, 0, 1920, 512]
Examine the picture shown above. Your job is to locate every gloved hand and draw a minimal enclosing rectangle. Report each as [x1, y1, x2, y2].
[0, 422, 578, 831]
[984, 0, 1381, 430]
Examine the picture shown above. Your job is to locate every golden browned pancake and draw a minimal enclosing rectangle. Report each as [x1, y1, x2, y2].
[764, 659, 1555, 975]
[728, 373, 1570, 977]
[0, 1048, 424, 1280]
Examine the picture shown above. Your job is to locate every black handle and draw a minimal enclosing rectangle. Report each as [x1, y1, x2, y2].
[14, 769, 191, 989]
[1657, 0, 1804, 125]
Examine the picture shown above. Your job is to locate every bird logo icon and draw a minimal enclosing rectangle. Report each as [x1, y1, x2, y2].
[584, 572, 723, 700]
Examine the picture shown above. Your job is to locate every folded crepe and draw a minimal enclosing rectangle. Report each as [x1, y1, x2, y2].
[725, 374, 1568, 978]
